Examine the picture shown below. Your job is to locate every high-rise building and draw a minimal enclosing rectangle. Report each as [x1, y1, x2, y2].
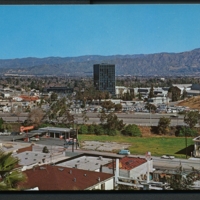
[93, 63, 115, 95]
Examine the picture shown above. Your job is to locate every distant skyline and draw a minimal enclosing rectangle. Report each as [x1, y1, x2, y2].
[1, 5, 200, 59]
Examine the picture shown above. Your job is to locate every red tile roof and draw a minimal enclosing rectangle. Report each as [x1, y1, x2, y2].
[105, 157, 147, 171]
[19, 95, 39, 102]
[19, 165, 113, 190]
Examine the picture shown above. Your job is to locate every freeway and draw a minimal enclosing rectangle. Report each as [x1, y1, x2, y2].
[75, 112, 186, 126]
[0, 112, 187, 126]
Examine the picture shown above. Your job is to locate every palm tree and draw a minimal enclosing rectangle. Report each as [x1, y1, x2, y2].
[0, 149, 27, 190]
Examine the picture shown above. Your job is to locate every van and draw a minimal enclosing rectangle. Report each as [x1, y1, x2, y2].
[118, 149, 130, 155]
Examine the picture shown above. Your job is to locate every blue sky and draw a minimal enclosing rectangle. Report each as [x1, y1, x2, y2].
[1, 5, 200, 59]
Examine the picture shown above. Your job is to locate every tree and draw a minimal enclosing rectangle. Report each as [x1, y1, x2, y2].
[114, 104, 122, 112]
[78, 124, 88, 134]
[184, 111, 200, 129]
[61, 110, 75, 126]
[0, 149, 27, 190]
[148, 84, 154, 99]
[94, 125, 104, 135]
[145, 103, 157, 112]
[121, 124, 142, 137]
[50, 92, 58, 101]
[137, 92, 142, 100]
[2, 123, 12, 132]
[46, 97, 73, 125]
[101, 100, 115, 112]
[181, 88, 187, 100]
[167, 164, 200, 190]
[157, 117, 171, 134]
[0, 118, 4, 131]
[42, 146, 49, 153]
[88, 124, 96, 134]
[81, 111, 89, 124]
[27, 108, 45, 128]
[98, 110, 107, 124]
[168, 86, 181, 102]
[178, 126, 198, 137]
[106, 113, 125, 131]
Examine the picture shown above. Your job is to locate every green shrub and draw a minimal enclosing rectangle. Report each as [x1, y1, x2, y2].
[78, 124, 88, 134]
[122, 124, 142, 137]
[94, 125, 104, 135]
[178, 127, 198, 137]
[106, 129, 117, 136]
[42, 146, 49, 153]
[88, 124, 96, 134]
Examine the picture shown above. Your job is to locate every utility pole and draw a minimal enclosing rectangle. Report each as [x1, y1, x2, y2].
[185, 129, 188, 159]
[149, 107, 151, 126]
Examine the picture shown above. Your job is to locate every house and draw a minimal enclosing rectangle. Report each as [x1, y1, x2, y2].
[102, 156, 154, 181]
[192, 136, 200, 157]
[18, 165, 114, 190]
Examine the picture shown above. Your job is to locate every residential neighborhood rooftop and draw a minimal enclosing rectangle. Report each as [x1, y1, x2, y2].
[105, 156, 147, 170]
[19, 165, 114, 190]
[56, 155, 113, 171]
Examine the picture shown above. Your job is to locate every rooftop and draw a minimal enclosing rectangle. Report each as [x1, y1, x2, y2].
[15, 151, 51, 166]
[105, 156, 147, 170]
[19, 165, 114, 190]
[39, 127, 72, 133]
[56, 155, 113, 171]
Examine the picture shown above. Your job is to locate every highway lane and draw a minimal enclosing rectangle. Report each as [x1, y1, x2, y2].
[0, 112, 187, 126]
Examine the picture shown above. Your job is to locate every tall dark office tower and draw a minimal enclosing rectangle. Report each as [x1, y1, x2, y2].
[93, 63, 115, 95]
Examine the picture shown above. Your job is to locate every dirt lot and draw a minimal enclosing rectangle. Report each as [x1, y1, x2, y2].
[177, 96, 200, 110]
[81, 141, 131, 152]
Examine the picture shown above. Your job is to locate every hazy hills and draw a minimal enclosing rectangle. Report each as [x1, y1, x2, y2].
[1, 48, 200, 76]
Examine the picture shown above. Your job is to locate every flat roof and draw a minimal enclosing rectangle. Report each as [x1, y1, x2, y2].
[56, 155, 113, 171]
[15, 151, 51, 166]
[39, 127, 72, 133]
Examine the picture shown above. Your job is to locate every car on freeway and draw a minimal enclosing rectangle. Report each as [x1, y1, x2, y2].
[118, 149, 130, 155]
[30, 137, 39, 141]
[161, 155, 175, 159]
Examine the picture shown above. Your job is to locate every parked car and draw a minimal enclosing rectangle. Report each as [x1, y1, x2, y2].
[30, 137, 39, 141]
[118, 149, 130, 155]
[161, 155, 175, 159]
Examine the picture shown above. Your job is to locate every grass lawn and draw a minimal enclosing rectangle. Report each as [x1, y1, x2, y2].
[78, 134, 194, 159]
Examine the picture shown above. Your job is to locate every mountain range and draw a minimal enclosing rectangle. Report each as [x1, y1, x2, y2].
[1, 48, 200, 76]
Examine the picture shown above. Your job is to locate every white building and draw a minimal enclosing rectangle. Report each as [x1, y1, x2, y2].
[193, 136, 200, 157]
[115, 86, 130, 98]
[102, 156, 154, 181]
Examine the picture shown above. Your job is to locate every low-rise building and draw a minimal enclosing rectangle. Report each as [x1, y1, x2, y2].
[19, 165, 114, 190]
[193, 136, 200, 157]
[102, 156, 154, 181]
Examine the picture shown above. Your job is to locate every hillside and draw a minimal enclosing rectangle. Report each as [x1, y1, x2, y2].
[1, 48, 200, 76]
[177, 96, 200, 110]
